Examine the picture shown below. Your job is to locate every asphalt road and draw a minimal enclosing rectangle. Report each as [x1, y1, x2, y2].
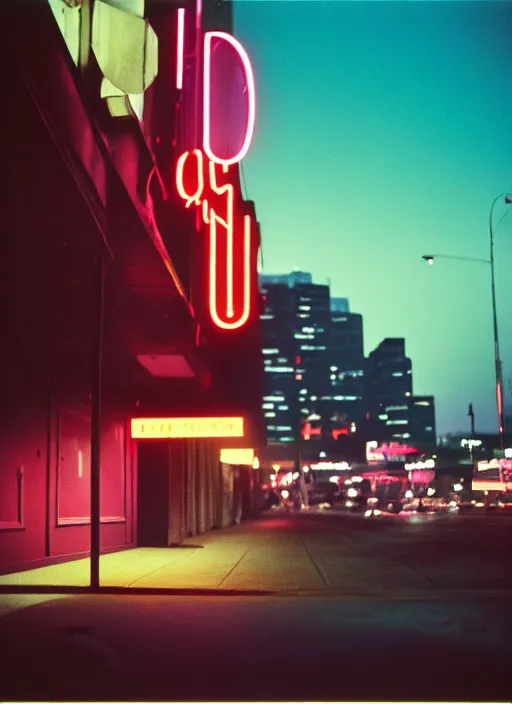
[289, 508, 512, 593]
[1, 510, 511, 701]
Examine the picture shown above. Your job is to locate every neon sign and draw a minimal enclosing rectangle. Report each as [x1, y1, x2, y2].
[176, 8, 185, 90]
[203, 31, 256, 166]
[310, 461, 351, 471]
[131, 416, 244, 439]
[174, 28, 256, 331]
[176, 149, 252, 329]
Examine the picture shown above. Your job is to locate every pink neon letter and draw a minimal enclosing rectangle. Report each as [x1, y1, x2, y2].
[203, 31, 256, 166]
[210, 213, 252, 330]
[176, 8, 185, 90]
[176, 149, 204, 207]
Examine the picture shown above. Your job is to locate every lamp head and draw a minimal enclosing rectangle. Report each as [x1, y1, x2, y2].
[422, 255, 434, 265]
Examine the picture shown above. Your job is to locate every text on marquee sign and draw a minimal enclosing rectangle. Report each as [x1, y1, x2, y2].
[131, 417, 245, 439]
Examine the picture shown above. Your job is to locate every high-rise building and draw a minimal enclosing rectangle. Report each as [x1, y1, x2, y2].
[326, 311, 365, 437]
[260, 273, 365, 447]
[366, 338, 413, 404]
[260, 283, 296, 443]
[331, 297, 350, 313]
[365, 339, 436, 448]
[260, 270, 312, 288]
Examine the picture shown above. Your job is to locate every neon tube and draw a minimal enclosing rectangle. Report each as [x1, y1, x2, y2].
[176, 8, 185, 90]
[203, 31, 256, 166]
[176, 149, 204, 207]
[210, 214, 251, 330]
[209, 161, 234, 318]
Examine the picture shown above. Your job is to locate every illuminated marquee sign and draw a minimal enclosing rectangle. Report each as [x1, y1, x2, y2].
[131, 417, 244, 439]
[220, 448, 254, 465]
[175, 29, 256, 331]
[310, 461, 351, 471]
[404, 459, 436, 471]
[461, 438, 483, 449]
[366, 441, 418, 464]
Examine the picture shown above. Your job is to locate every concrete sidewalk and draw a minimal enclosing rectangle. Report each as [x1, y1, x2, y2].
[0, 511, 324, 590]
[0, 509, 432, 592]
[1, 508, 512, 596]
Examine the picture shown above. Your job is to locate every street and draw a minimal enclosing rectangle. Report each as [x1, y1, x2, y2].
[1, 508, 512, 593]
[0, 511, 512, 701]
[1, 510, 512, 701]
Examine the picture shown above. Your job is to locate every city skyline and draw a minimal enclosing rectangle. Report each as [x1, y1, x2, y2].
[236, 0, 512, 435]
[260, 269, 437, 447]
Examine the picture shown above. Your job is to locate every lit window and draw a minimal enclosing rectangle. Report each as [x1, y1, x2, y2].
[264, 412, 276, 418]
[262, 403, 274, 409]
[392, 372, 404, 377]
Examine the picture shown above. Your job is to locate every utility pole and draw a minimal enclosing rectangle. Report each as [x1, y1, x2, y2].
[294, 355, 309, 509]
[90, 255, 105, 591]
[468, 403, 475, 437]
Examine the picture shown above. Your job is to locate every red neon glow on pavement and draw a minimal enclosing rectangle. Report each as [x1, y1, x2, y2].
[176, 8, 185, 90]
[203, 31, 256, 166]
[175, 150, 252, 330]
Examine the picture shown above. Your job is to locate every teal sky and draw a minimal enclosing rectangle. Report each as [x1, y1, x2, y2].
[234, 0, 512, 436]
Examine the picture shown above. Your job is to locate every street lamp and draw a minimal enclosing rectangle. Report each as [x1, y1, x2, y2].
[422, 193, 512, 450]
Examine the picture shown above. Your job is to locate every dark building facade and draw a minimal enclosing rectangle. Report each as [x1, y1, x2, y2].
[260, 273, 365, 451]
[365, 339, 436, 448]
[0, 0, 264, 579]
[260, 283, 296, 443]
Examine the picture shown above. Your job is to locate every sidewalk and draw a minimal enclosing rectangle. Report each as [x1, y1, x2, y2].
[0, 509, 430, 592]
[1, 509, 512, 596]
[0, 511, 324, 591]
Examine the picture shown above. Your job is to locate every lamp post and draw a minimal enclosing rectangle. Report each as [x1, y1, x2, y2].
[422, 193, 511, 451]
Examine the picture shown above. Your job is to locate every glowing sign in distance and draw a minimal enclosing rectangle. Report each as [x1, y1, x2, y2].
[472, 480, 510, 492]
[461, 438, 482, 449]
[176, 8, 185, 90]
[203, 31, 256, 166]
[404, 459, 436, 470]
[310, 461, 351, 471]
[176, 149, 252, 330]
[131, 417, 244, 439]
[220, 448, 254, 465]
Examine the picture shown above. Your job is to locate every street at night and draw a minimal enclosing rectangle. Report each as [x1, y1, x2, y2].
[2, 508, 512, 593]
[2, 0, 512, 700]
[1, 510, 512, 701]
